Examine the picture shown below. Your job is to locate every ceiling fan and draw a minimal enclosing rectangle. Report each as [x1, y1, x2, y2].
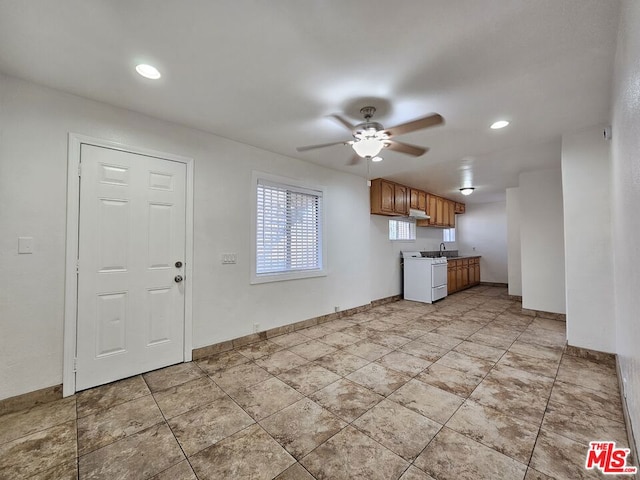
[297, 106, 444, 165]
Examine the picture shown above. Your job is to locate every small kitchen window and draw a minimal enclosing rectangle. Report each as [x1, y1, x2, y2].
[389, 218, 416, 241]
[252, 172, 326, 284]
[443, 227, 456, 242]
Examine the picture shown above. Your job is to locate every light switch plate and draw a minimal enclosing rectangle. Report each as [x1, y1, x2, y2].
[18, 237, 33, 254]
[221, 253, 237, 264]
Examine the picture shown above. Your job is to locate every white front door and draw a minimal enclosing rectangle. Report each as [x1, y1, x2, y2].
[76, 144, 186, 391]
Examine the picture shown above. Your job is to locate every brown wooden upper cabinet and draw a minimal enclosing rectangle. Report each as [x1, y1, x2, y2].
[371, 178, 463, 225]
[370, 178, 408, 216]
[446, 200, 455, 227]
[394, 184, 408, 216]
[435, 196, 445, 226]
[409, 188, 427, 212]
[426, 194, 438, 226]
[418, 194, 457, 228]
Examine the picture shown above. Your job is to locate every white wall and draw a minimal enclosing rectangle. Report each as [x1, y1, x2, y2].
[457, 201, 508, 284]
[368, 216, 457, 301]
[506, 188, 522, 295]
[519, 169, 566, 314]
[561, 126, 615, 352]
[611, 0, 640, 455]
[0, 74, 377, 400]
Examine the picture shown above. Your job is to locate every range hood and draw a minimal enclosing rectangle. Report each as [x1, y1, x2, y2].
[408, 208, 430, 219]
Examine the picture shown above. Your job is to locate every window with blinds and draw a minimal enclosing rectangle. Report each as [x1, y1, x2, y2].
[443, 227, 456, 242]
[389, 218, 416, 241]
[255, 178, 324, 278]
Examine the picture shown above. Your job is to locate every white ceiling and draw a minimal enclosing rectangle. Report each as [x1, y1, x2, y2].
[0, 0, 621, 203]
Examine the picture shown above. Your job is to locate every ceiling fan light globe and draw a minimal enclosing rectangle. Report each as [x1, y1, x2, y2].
[371, 156, 383, 162]
[352, 138, 384, 158]
[460, 187, 475, 195]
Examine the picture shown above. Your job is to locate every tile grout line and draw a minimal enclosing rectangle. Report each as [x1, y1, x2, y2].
[144, 363, 208, 479]
[522, 343, 567, 476]
[417, 299, 547, 468]
[297, 295, 511, 477]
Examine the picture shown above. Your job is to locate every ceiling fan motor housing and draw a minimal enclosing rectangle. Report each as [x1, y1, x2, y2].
[360, 106, 377, 120]
[353, 122, 386, 139]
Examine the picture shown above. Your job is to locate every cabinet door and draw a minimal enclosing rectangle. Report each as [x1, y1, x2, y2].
[418, 191, 427, 211]
[395, 184, 408, 215]
[380, 180, 395, 214]
[462, 259, 470, 288]
[474, 259, 481, 283]
[409, 189, 419, 209]
[455, 264, 463, 289]
[427, 195, 438, 225]
[447, 200, 456, 227]
[436, 197, 445, 226]
[447, 263, 457, 293]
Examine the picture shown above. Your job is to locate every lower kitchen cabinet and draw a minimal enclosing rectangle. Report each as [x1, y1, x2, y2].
[447, 257, 481, 294]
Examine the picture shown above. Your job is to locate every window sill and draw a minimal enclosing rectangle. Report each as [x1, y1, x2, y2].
[251, 268, 327, 284]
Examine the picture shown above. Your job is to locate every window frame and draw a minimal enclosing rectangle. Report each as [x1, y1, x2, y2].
[251, 171, 327, 284]
[388, 218, 417, 242]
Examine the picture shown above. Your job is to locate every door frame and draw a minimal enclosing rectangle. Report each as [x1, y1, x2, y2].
[63, 133, 194, 397]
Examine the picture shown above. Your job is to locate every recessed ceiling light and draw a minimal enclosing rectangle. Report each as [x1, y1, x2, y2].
[135, 64, 161, 80]
[490, 120, 509, 129]
[371, 156, 383, 162]
[459, 187, 475, 195]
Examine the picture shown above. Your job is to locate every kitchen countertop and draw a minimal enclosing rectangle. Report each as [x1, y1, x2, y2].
[446, 255, 481, 259]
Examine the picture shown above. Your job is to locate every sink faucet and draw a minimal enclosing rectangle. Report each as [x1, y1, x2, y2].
[439, 242, 446, 256]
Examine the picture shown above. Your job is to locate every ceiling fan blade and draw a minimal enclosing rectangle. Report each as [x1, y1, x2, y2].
[385, 113, 444, 137]
[385, 140, 429, 157]
[328, 114, 355, 131]
[296, 140, 348, 152]
[347, 154, 361, 166]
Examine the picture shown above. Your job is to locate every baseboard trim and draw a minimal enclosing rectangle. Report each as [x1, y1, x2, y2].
[0, 384, 62, 417]
[193, 295, 400, 361]
[520, 308, 566, 321]
[616, 356, 638, 466]
[565, 345, 615, 366]
[479, 282, 508, 287]
[372, 294, 402, 306]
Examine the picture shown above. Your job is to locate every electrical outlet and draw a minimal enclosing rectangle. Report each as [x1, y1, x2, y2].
[18, 237, 33, 254]
[253, 323, 260, 333]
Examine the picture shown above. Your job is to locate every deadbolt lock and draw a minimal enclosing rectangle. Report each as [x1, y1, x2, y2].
[175, 261, 183, 268]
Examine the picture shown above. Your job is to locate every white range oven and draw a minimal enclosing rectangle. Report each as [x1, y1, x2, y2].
[402, 251, 448, 304]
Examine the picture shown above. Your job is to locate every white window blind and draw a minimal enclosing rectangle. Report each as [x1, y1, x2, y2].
[389, 218, 416, 241]
[256, 179, 323, 276]
[443, 228, 456, 242]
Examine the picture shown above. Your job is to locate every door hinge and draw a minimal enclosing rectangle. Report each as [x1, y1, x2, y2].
[76, 259, 80, 274]
[78, 163, 82, 176]
[73, 358, 78, 372]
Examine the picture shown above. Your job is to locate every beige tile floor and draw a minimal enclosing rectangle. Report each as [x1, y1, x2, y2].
[0, 286, 633, 479]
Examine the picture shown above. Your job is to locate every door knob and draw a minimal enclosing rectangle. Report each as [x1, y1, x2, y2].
[174, 275, 183, 283]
